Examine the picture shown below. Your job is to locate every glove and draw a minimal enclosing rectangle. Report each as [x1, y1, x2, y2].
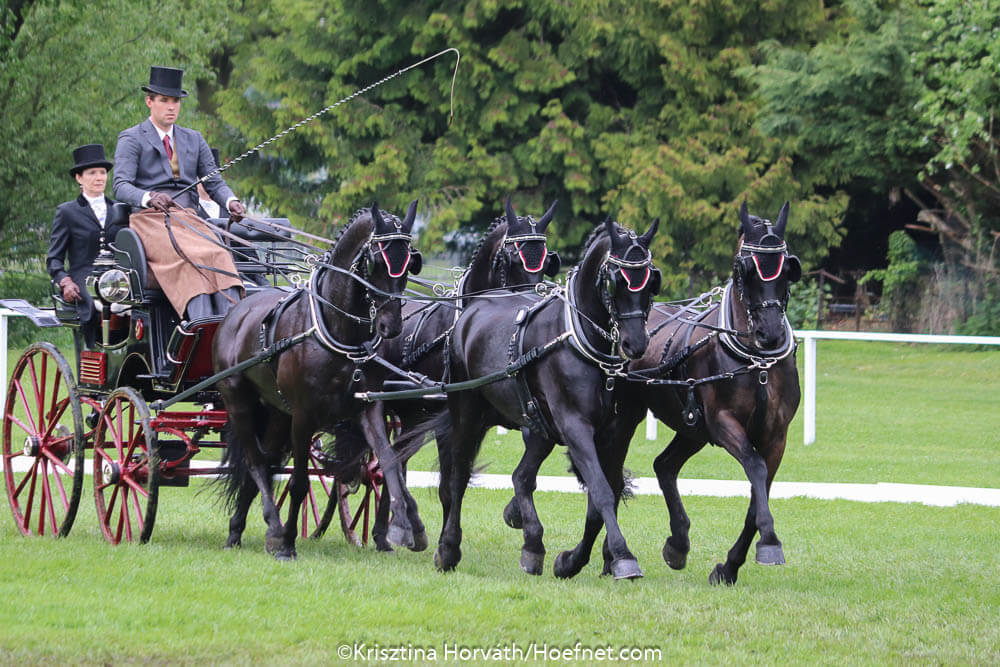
[148, 191, 176, 213]
[228, 199, 246, 223]
[59, 276, 81, 303]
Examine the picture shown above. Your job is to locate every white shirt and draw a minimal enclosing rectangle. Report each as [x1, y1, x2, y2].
[84, 193, 106, 227]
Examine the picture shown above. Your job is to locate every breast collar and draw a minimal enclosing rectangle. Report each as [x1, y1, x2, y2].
[562, 268, 628, 376]
[308, 264, 382, 362]
[717, 281, 795, 363]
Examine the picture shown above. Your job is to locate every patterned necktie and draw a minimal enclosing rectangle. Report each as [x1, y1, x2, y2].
[164, 134, 180, 178]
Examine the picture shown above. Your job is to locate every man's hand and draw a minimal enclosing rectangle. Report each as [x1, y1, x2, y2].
[59, 276, 81, 303]
[228, 200, 246, 223]
[148, 192, 176, 213]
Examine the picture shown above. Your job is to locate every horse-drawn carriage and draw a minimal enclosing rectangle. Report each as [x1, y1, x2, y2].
[2, 205, 386, 546]
[4, 194, 803, 585]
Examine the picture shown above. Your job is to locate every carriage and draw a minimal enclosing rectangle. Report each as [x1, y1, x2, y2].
[2, 207, 384, 546]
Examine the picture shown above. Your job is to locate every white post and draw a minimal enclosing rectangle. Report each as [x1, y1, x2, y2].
[804, 334, 816, 445]
[1, 310, 8, 415]
[645, 410, 656, 440]
[496, 426, 508, 435]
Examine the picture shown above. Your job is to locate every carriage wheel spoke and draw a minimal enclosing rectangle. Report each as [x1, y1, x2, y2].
[13, 378, 40, 435]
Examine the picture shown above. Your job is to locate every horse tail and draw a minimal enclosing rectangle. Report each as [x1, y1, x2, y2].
[322, 421, 373, 487]
[216, 420, 251, 512]
[391, 406, 451, 462]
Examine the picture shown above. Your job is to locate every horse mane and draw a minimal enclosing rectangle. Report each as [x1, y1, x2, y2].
[461, 216, 509, 295]
[330, 208, 376, 265]
[577, 222, 611, 280]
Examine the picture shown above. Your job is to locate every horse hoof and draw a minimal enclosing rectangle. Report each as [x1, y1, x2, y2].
[223, 540, 241, 551]
[433, 546, 458, 572]
[611, 558, 643, 580]
[265, 535, 283, 555]
[708, 563, 736, 586]
[519, 549, 545, 576]
[755, 542, 785, 565]
[553, 551, 585, 579]
[375, 540, 395, 553]
[662, 540, 687, 570]
[503, 499, 523, 529]
[409, 529, 429, 553]
[387, 524, 415, 549]
[274, 549, 297, 562]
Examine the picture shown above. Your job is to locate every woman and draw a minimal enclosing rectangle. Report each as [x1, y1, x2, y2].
[45, 143, 124, 348]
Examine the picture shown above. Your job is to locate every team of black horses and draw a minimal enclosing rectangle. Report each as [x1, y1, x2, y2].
[212, 198, 801, 584]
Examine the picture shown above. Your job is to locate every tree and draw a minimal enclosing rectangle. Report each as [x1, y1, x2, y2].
[213, 0, 845, 295]
[0, 0, 228, 305]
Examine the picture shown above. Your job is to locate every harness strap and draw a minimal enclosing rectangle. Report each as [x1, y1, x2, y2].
[508, 301, 561, 441]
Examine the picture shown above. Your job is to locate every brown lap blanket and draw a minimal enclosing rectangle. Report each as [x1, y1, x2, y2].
[129, 207, 243, 317]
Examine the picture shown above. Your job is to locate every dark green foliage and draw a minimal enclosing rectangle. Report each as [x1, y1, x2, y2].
[213, 0, 843, 295]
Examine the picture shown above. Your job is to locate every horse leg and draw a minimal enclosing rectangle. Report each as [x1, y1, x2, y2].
[652, 434, 706, 571]
[434, 399, 486, 572]
[556, 418, 632, 579]
[709, 424, 786, 585]
[272, 413, 314, 561]
[224, 474, 258, 549]
[358, 402, 415, 550]
[554, 422, 642, 580]
[503, 430, 555, 531]
[511, 430, 556, 575]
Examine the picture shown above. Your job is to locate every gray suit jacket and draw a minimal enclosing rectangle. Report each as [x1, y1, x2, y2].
[113, 119, 236, 214]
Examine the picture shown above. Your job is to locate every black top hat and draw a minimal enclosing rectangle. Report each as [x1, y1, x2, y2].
[69, 144, 113, 176]
[142, 66, 188, 98]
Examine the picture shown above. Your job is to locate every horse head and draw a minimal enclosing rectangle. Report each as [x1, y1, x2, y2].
[367, 199, 421, 338]
[494, 196, 560, 287]
[733, 200, 801, 352]
[594, 217, 661, 359]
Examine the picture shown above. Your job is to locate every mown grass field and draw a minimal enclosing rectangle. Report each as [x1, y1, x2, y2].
[2, 339, 998, 664]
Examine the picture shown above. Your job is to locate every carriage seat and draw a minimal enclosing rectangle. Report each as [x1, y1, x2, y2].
[207, 217, 305, 285]
[112, 227, 163, 299]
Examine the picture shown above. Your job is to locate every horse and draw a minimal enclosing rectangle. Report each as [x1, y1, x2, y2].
[608, 200, 801, 585]
[214, 201, 423, 560]
[422, 217, 661, 578]
[340, 196, 560, 551]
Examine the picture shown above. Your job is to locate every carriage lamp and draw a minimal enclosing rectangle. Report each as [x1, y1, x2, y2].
[97, 269, 131, 303]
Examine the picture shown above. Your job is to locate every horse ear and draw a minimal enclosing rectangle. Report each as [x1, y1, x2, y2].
[603, 217, 618, 245]
[371, 201, 384, 228]
[402, 199, 418, 232]
[505, 196, 517, 228]
[638, 218, 659, 247]
[738, 200, 750, 237]
[784, 254, 801, 282]
[774, 201, 790, 238]
[543, 251, 561, 277]
[536, 199, 558, 231]
[409, 250, 423, 275]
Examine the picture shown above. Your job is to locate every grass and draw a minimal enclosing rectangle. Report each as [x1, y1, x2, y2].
[1, 485, 998, 665]
[2, 339, 999, 664]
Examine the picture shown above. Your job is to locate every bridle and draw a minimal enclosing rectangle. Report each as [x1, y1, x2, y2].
[599, 231, 658, 323]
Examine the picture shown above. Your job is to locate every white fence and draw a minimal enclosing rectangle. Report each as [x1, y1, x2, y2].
[4, 308, 1000, 444]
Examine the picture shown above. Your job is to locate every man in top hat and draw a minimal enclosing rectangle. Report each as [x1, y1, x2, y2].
[113, 66, 245, 320]
[113, 66, 245, 219]
[47, 144, 126, 348]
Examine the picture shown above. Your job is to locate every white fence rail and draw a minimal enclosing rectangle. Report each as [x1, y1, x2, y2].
[4, 309, 999, 445]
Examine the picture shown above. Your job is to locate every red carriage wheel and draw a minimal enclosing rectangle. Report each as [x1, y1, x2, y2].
[2, 343, 86, 537]
[275, 436, 338, 540]
[335, 451, 384, 547]
[92, 387, 159, 544]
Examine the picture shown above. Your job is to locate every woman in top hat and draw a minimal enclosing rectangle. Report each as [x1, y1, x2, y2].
[45, 144, 125, 348]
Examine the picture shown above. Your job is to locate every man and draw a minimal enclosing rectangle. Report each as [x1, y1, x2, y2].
[47, 144, 126, 348]
[113, 66, 245, 320]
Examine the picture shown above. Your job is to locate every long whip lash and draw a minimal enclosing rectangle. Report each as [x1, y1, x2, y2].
[181, 47, 461, 202]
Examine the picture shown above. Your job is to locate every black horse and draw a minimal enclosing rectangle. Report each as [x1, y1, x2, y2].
[344, 196, 559, 551]
[425, 217, 661, 578]
[214, 201, 422, 560]
[619, 201, 801, 584]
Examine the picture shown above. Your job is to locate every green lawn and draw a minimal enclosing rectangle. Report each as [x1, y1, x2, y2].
[2, 339, 998, 664]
